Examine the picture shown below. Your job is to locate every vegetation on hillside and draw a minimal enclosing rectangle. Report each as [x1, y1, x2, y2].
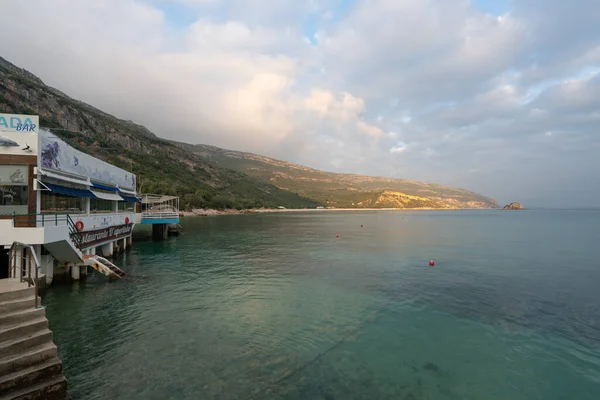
[0, 57, 320, 210]
[182, 144, 499, 209]
[0, 56, 497, 210]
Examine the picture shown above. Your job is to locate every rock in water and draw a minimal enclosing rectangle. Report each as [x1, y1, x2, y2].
[503, 202, 524, 210]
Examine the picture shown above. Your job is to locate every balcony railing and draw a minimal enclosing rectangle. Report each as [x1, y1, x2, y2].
[8, 212, 70, 228]
[8, 213, 84, 249]
[141, 211, 179, 220]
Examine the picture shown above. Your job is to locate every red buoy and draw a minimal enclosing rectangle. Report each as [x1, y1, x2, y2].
[429, 260, 435, 267]
[336, 234, 339, 238]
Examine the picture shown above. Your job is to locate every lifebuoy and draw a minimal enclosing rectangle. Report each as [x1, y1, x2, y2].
[75, 221, 84, 232]
[125, 217, 130, 225]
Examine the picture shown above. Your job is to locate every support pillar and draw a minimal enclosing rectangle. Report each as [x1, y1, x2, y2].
[80, 250, 89, 279]
[152, 224, 168, 240]
[101, 242, 114, 257]
[122, 237, 127, 252]
[71, 265, 80, 281]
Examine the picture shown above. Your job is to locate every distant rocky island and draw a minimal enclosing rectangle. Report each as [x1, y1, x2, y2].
[503, 202, 524, 210]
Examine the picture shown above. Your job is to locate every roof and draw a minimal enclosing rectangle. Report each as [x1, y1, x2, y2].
[140, 194, 179, 204]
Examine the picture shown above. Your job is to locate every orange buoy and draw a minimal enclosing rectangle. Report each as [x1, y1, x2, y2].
[429, 260, 435, 267]
[336, 234, 339, 238]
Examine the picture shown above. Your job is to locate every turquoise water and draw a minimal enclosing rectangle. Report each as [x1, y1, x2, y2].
[43, 210, 600, 399]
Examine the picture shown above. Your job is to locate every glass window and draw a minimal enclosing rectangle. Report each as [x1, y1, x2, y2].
[0, 165, 29, 215]
[118, 201, 134, 212]
[1, 186, 28, 206]
[90, 198, 114, 213]
[40, 192, 85, 213]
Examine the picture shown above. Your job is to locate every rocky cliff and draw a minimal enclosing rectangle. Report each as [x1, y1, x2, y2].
[1, 56, 498, 210]
[503, 202, 525, 210]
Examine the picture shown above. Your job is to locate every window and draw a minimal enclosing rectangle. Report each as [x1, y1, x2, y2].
[90, 198, 114, 213]
[40, 192, 85, 213]
[118, 201, 134, 212]
[0, 165, 29, 215]
[1, 186, 27, 206]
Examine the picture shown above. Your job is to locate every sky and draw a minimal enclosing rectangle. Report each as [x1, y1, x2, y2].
[1, 0, 599, 208]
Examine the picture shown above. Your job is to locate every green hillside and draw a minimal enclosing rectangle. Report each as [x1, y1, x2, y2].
[0, 57, 320, 210]
[0, 55, 497, 210]
[180, 144, 499, 209]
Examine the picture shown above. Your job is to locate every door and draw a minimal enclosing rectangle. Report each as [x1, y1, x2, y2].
[0, 247, 9, 279]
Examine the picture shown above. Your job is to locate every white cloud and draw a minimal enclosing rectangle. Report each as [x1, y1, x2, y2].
[389, 142, 407, 154]
[0, 0, 599, 207]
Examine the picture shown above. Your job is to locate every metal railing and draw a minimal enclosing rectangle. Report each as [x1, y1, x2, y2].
[10, 212, 71, 228]
[9, 212, 84, 250]
[66, 215, 84, 250]
[141, 210, 180, 220]
[9, 242, 41, 308]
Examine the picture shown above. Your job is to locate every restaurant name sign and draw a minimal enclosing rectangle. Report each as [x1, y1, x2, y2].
[73, 223, 133, 248]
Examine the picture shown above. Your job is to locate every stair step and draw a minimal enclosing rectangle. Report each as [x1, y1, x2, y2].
[0, 287, 34, 303]
[0, 307, 45, 328]
[0, 330, 53, 360]
[0, 375, 67, 400]
[0, 297, 41, 317]
[0, 317, 48, 344]
[0, 358, 63, 393]
[0, 343, 57, 376]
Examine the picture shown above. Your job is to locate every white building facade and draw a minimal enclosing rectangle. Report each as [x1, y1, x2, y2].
[0, 113, 140, 285]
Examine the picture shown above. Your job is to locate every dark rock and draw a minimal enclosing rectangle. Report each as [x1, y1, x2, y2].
[502, 202, 525, 210]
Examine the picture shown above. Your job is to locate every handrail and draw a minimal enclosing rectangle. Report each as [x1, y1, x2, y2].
[8, 212, 84, 250]
[10, 212, 75, 228]
[66, 214, 84, 250]
[142, 211, 179, 219]
[8, 242, 41, 308]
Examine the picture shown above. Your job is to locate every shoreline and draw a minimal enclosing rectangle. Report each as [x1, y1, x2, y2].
[179, 207, 497, 217]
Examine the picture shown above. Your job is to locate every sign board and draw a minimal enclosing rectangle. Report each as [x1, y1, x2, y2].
[39, 130, 136, 190]
[0, 113, 39, 156]
[0, 113, 38, 133]
[72, 223, 133, 248]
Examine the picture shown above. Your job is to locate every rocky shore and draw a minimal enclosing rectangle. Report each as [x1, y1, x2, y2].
[179, 207, 490, 217]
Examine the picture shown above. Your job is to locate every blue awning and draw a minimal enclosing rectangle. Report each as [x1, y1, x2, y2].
[92, 182, 118, 191]
[45, 183, 96, 198]
[120, 195, 141, 203]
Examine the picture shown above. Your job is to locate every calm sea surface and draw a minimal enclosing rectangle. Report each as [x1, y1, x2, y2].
[43, 210, 600, 399]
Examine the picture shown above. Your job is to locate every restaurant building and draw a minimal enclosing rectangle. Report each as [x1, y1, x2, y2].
[0, 113, 140, 285]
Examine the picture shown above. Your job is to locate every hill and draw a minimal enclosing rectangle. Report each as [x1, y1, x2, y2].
[0, 56, 497, 210]
[0, 56, 319, 210]
[180, 144, 498, 209]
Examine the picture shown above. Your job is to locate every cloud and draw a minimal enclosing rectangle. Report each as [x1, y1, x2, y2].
[0, 0, 599, 207]
[389, 142, 407, 154]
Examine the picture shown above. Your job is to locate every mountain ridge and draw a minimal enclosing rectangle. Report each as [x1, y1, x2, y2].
[0, 56, 497, 209]
[180, 143, 498, 209]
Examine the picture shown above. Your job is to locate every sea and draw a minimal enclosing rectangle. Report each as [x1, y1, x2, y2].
[42, 210, 600, 399]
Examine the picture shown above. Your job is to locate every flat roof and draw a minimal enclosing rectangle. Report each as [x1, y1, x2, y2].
[140, 194, 179, 204]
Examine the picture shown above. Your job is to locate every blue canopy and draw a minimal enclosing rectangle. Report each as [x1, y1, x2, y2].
[91, 182, 118, 191]
[120, 195, 141, 203]
[45, 183, 95, 198]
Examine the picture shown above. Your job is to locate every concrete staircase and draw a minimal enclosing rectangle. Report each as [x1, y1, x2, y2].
[0, 281, 67, 400]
